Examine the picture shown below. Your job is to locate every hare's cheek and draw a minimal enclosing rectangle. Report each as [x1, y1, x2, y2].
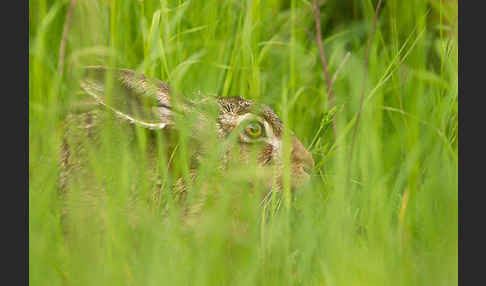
[237, 144, 250, 163]
[257, 143, 275, 166]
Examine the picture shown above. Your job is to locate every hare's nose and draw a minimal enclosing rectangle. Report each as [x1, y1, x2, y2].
[291, 136, 315, 175]
[302, 151, 315, 175]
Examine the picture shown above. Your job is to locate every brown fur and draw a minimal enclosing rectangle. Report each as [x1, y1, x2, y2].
[60, 67, 314, 229]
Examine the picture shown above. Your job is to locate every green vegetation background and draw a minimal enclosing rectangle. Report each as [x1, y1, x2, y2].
[29, 0, 457, 285]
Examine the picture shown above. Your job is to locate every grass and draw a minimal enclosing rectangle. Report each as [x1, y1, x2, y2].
[29, 0, 458, 285]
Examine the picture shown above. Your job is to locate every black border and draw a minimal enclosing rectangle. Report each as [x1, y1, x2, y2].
[459, 1, 484, 285]
[4, 0, 28, 284]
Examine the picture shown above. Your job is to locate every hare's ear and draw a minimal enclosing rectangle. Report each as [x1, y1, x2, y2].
[80, 66, 173, 129]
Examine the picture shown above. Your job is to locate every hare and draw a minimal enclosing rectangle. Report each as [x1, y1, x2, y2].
[59, 66, 314, 227]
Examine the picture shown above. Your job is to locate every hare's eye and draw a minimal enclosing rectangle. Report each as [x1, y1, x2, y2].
[244, 121, 265, 139]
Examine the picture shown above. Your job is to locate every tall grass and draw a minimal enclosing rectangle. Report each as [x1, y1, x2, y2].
[29, 0, 458, 285]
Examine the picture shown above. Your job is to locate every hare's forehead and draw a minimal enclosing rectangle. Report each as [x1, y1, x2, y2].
[260, 105, 283, 137]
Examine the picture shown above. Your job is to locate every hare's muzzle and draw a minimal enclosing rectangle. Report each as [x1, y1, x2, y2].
[291, 136, 315, 177]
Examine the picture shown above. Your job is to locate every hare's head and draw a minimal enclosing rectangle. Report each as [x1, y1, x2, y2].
[79, 66, 314, 190]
